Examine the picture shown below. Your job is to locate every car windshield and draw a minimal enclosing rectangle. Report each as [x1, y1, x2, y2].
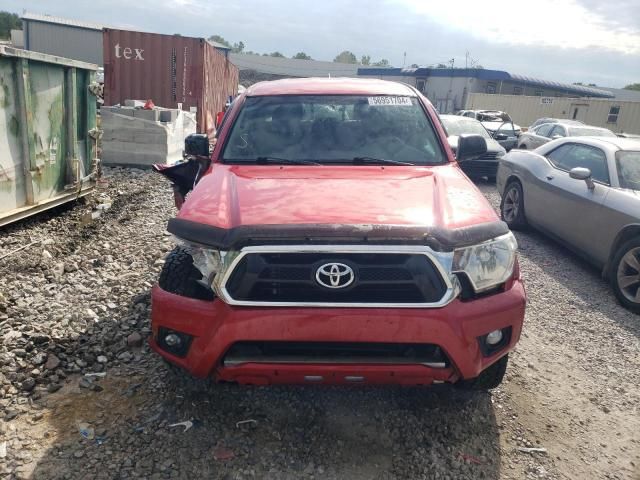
[569, 127, 616, 137]
[441, 117, 491, 139]
[616, 151, 640, 190]
[221, 95, 445, 165]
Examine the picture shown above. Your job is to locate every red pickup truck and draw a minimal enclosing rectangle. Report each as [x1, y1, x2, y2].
[152, 78, 525, 390]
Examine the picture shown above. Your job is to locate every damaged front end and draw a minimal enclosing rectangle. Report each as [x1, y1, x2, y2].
[153, 133, 210, 209]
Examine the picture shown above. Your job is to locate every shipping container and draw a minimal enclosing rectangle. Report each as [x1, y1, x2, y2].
[103, 29, 239, 136]
[466, 93, 640, 135]
[0, 46, 98, 227]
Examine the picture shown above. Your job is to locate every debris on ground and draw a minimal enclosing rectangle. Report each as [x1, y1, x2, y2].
[78, 422, 95, 440]
[212, 445, 235, 461]
[168, 420, 193, 432]
[517, 447, 548, 454]
[235, 419, 258, 428]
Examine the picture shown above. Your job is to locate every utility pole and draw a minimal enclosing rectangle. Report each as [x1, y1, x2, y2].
[403, 51, 406, 68]
[447, 58, 455, 113]
[465, 51, 469, 69]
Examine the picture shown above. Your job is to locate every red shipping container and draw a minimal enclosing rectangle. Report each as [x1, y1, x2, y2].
[103, 28, 239, 136]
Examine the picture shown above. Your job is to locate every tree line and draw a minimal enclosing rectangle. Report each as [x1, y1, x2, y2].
[0, 11, 20, 39]
[208, 35, 391, 66]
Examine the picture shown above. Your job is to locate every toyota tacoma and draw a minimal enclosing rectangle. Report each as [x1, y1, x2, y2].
[152, 78, 526, 389]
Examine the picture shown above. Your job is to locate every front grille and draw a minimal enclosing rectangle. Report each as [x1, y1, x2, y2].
[223, 341, 449, 367]
[223, 252, 447, 304]
[478, 151, 498, 161]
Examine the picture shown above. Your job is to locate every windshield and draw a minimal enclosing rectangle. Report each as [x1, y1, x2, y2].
[569, 127, 616, 137]
[441, 117, 491, 139]
[616, 151, 640, 190]
[221, 95, 445, 165]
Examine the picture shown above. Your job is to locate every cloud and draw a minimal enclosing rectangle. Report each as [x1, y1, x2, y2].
[397, 0, 640, 55]
[5, 0, 640, 87]
[573, 0, 640, 31]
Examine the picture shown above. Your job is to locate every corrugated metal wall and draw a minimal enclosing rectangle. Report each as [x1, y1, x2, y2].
[0, 46, 97, 226]
[203, 45, 239, 136]
[466, 93, 640, 134]
[103, 29, 238, 134]
[24, 20, 103, 65]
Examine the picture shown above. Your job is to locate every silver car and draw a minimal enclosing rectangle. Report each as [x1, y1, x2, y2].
[517, 122, 616, 150]
[497, 137, 640, 313]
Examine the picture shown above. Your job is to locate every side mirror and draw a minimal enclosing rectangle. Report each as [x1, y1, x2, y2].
[184, 133, 209, 157]
[569, 167, 595, 190]
[494, 133, 509, 141]
[551, 134, 563, 140]
[456, 134, 487, 162]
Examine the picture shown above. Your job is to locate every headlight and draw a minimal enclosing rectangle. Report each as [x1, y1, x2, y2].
[452, 233, 518, 293]
[172, 236, 223, 285]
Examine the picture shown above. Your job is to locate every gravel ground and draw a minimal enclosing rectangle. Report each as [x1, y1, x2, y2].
[0, 170, 638, 480]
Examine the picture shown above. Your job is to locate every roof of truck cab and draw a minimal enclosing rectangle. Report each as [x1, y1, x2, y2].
[246, 77, 418, 97]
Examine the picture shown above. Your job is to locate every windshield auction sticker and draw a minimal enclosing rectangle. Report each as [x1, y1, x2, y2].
[367, 96, 412, 106]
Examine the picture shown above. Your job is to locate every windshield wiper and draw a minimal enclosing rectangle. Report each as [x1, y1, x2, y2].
[352, 156, 415, 166]
[255, 156, 321, 166]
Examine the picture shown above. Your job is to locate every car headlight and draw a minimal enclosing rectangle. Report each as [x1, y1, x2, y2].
[172, 236, 223, 285]
[452, 233, 518, 293]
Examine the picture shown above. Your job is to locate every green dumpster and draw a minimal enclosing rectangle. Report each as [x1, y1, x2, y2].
[0, 45, 98, 227]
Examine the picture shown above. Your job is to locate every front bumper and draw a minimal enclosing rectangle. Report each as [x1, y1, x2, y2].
[150, 279, 526, 385]
[460, 160, 499, 178]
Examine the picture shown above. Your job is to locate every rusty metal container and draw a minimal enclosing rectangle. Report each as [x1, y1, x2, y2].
[103, 29, 239, 136]
[0, 46, 98, 227]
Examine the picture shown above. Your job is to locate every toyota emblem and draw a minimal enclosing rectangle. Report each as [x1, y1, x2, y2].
[315, 262, 355, 289]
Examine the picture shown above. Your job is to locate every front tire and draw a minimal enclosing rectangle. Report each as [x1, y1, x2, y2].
[158, 246, 213, 300]
[500, 181, 528, 230]
[611, 238, 640, 314]
[456, 355, 508, 390]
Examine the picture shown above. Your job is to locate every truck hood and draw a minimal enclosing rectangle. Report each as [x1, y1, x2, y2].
[171, 163, 506, 249]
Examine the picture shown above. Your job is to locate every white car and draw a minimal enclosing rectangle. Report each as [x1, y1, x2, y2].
[517, 122, 616, 150]
[458, 110, 521, 150]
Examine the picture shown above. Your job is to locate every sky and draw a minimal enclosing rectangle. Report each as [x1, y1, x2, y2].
[7, 0, 640, 88]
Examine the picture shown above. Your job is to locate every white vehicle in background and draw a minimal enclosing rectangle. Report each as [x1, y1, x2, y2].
[517, 122, 616, 150]
[458, 110, 521, 151]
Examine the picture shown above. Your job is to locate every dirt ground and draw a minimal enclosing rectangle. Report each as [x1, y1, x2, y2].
[0, 170, 638, 480]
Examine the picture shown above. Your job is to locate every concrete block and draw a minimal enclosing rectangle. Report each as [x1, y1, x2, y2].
[133, 109, 160, 122]
[160, 110, 178, 123]
[125, 99, 146, 107]
[101, 106, 134, 117]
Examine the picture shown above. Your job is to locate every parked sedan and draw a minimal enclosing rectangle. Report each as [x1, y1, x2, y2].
[528, 118, 584, 130]
[517, 122, 616, 150]
[497, 137, 640, 313]
[440, 114, 506, 180]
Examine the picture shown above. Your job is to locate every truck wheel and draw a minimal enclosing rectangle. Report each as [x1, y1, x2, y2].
[611, 238, 640, 314]
[500, 181, 528, 230]
[456, 354, 508, 390]
[158, 246, 213, 300]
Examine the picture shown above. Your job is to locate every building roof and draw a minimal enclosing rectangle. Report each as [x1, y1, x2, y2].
[358, 67, 614, 98]
[230, 53, 360, 77]
[207, 40, 231, 50]
[596, 87, 640, 102]
[21, 12, 109, 31]
[247, 77, 416, 97]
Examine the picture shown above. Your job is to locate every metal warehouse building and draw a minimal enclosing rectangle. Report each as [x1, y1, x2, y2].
[19, 12, 231, 66]
[466, 93, 640, 135]
[21, 12, 105, 65]
[230, 53, 360, 78]
[358, 67, 614, 113]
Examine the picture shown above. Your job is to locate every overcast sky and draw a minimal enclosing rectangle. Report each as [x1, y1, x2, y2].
[7, 0, 640, 88]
